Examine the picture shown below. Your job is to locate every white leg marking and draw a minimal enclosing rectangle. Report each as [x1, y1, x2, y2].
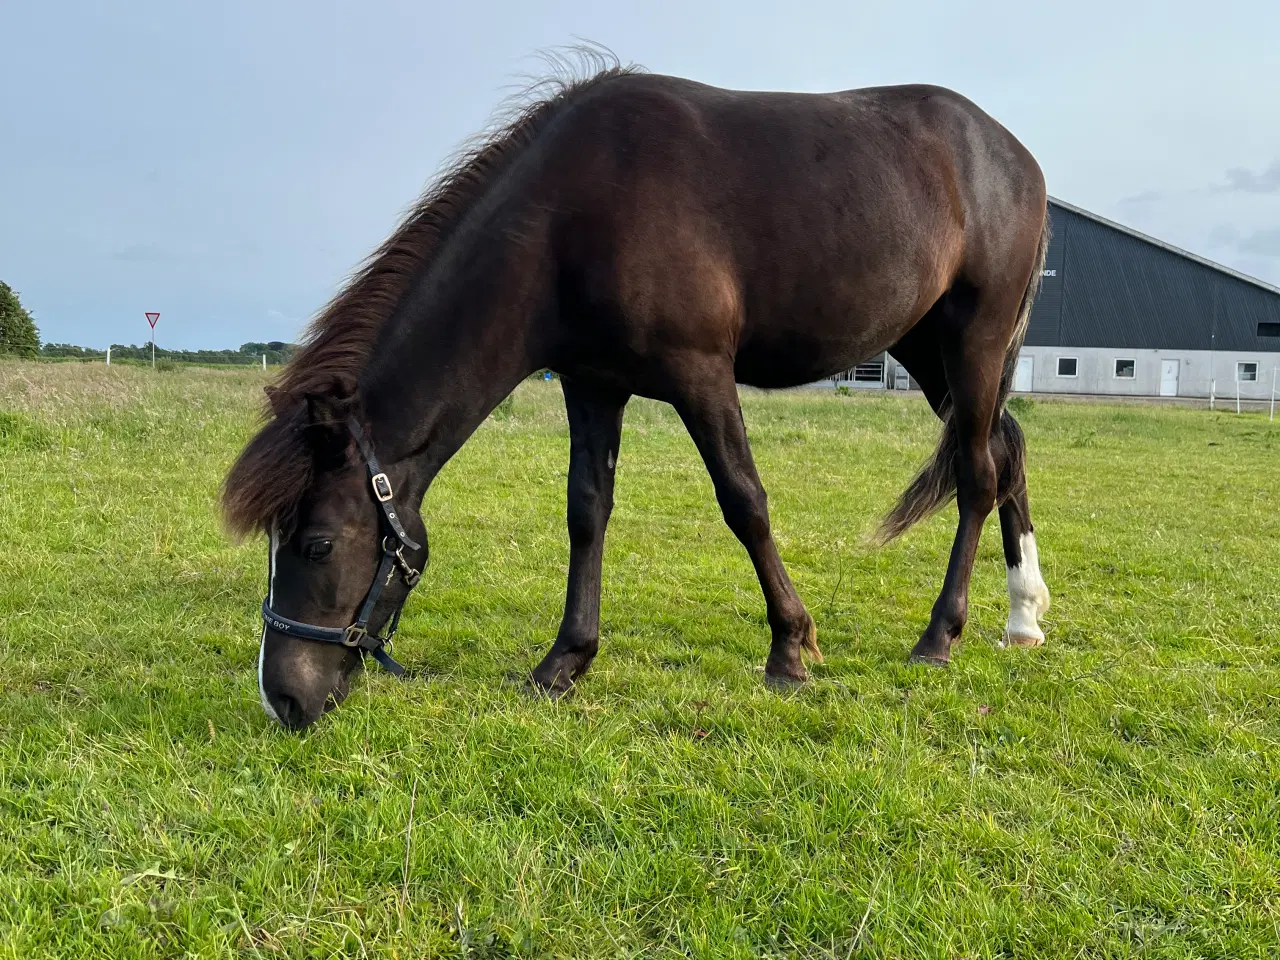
[1005, 532, 1050, 647]
[259, 530, 282, 723]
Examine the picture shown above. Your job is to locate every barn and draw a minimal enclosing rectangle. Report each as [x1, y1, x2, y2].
[827, 198, 1280, 402]
[1015, 198, 1280, 401]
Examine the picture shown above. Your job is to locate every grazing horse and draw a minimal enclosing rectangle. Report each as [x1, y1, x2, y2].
[223, 63, 1051, 730]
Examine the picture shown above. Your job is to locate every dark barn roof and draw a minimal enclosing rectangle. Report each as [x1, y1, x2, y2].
[1025, 198, 1280, 352]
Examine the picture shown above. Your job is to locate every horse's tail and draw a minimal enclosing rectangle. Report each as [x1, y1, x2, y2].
[997, 214, 1051, 412]
[875, 214, 1049, 545]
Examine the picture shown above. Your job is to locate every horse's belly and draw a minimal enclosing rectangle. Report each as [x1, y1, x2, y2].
[733, 311, 910, 388]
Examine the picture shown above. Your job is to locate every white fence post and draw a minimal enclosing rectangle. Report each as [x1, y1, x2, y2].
[1271, 367, 1277, 422]
[1209, 379, 1215, 411]
[263, 353, 267, 372]
[1236, 377, 1241, 415]
[106, 346, 111, 366]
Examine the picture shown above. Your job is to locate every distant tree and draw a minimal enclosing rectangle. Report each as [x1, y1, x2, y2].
[40, 343, 105, 359]
[240, 340, 297, 364]
[0, 282, 40, 357]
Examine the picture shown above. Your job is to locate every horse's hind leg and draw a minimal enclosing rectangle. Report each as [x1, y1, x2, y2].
[670, 365, 820, 684]
[993, 412, 1050, 646]
[890, 327, 1050, 650]
[530, 379, 629, 693]
[908, 290, 1018, 664]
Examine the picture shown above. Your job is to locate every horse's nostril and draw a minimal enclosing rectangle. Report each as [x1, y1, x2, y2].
[273, 693, 308, 730]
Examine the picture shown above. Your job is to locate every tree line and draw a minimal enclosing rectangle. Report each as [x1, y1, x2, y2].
[2, 280, 296, 364]
[39, 341, 298, 365]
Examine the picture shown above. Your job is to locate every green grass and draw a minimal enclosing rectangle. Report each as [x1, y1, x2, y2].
[2, 361, 1278, 959]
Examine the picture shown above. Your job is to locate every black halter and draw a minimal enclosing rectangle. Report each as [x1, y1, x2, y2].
[260, 417, 422, 677]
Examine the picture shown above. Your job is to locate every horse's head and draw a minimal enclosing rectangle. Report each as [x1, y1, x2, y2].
[224, 381, 427, 730]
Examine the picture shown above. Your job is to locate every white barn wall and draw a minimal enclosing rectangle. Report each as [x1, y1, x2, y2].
[1015, 346, 1280, 400]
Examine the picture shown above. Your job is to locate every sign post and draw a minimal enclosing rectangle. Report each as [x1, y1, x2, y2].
[145, 312, 160, 369]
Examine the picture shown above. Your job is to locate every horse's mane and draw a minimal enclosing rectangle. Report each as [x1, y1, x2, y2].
[222, 51, 638, 539]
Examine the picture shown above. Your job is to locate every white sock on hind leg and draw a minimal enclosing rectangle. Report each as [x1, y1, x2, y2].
[1005, 532, 1050, 646]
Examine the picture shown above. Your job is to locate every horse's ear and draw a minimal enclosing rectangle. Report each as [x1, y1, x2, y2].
[303, 375, 356, 424]
[263, 384, 299, 419]
[302, 376, 357, 459]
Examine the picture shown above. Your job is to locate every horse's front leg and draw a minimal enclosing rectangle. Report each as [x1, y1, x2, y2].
[671, 366, 821, 685]
[529, 378, 629, 693]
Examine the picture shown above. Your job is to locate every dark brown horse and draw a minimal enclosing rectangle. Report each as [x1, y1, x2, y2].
[223, 63, 1051, 730]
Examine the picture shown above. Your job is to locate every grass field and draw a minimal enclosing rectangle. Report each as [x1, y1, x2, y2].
[2, 360, 1278, 959]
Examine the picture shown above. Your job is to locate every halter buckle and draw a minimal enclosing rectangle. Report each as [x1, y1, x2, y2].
[342, 624, 367, 647]
[371, 472, 394, 502]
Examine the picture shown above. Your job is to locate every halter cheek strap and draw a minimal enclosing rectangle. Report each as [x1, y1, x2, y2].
[259, 417, 424, 677]
[348, 417, 421, 555]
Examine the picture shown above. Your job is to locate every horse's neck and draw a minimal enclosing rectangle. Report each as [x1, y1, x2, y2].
[360, 211, 552, 492]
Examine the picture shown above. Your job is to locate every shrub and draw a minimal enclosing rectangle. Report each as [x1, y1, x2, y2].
[0, 282, 40, 357]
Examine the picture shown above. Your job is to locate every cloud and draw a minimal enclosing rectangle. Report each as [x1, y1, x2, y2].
[1207, 224, 1240, 247]
[1219, 159, 1280, 195]
[1205, 224, 1280, 262]
[1117, 189, 1163, 207]
[1119, 158, 1280, 207]
[111, 242, 176, 264]
[1237, 228, 1280, 258]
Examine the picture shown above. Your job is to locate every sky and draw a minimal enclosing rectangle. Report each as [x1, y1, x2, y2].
[3, 0, 1278, 350]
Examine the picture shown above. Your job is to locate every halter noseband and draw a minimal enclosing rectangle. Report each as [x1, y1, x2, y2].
[260, 417, 422, 677]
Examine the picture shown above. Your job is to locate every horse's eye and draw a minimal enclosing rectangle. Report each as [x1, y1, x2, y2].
[305, 539, 333, 562]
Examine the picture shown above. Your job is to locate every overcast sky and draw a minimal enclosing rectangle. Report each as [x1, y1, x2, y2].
[3, 0, 1278, 350]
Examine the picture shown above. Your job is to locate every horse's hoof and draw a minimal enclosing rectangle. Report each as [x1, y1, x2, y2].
[760, 665, 808, 691]
[908, 651, 950, 668]
[1003, 629, 1045, 648]
[525, 672, 575, 699]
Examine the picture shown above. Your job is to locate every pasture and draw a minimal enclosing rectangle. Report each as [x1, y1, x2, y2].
[1, 361, 1277, 959]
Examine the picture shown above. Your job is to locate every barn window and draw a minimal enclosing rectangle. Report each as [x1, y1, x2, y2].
[1056, 357, 1078, 377]
[1237, 362, 1258, 382]
[1259, 322, 1280, 337]
[1113, 358, 1136, 379]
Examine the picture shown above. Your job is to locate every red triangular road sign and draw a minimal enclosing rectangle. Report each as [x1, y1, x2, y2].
[145, 312, 160, 328]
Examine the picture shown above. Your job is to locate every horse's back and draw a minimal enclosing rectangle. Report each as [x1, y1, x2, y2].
[544, 73, 1045, 389]
[560, 72, 1040, 214]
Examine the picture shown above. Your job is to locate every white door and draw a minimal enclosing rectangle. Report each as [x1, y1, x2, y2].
[1013, 356, 1034, 393]
[1160, 359, 1179, 397]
